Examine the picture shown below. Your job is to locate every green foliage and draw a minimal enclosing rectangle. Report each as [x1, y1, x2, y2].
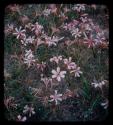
[81, 76, 91, 100]
[4, 36, 21, 54]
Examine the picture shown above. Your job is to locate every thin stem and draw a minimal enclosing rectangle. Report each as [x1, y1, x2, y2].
[92, 47, 96, 58]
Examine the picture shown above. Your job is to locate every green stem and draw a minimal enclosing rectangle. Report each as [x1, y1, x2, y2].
[92, 47, 96, 58]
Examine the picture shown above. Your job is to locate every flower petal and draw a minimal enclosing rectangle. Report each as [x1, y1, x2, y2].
[57, 76, 61, 81]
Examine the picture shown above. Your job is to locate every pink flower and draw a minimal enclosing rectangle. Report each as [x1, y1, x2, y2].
[13, 26, 26, 39]
[84, 34, 96, 48]
[49, 90, 62, 105]
[52, 67, 66, 82]
[70, 66, 83, 77]
[64, 57, 76, 70]
[36, 62, 46, 71]
[50, 56, 63, 64]
[4, 96, 17, 109]
[63, 20, 79, 31]
[31, 22, 43, 35]
[4, 24, 14, 35]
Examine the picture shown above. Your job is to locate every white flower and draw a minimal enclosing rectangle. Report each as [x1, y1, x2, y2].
[80, 16, 88, 23]
[43, 9, 51, 16]
[72, 4, 85, 12]
[94, 32, 106, 45]
[71, 28, 82, 39]
[45, 36, 57, 46]
[23, 105, 35, 117]
[23, 49, 35, 67]
[64, 57, 76, 70]
[70, 66, 83, 77]
[50, 55, 63, 64]
[49, 90, 62, 105]
[101, 99, 109, 109]
[63, 19, 79, 31]
[91, 80, 107, 89]
[25, 49, 34, 59]
[25, 36, 35, 44]
[45, 36, 64, 47]
[17, 115, 27, 121]
[52, 67, 66, 82]
[13, 26, 26, 39]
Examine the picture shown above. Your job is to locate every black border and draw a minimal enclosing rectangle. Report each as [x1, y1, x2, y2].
[0, 0, 112, 124]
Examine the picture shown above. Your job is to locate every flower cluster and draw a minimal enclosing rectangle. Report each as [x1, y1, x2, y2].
[62, 11, 108, 48]
[17, 105, 35, 121]
[64, 57, 83, 77]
